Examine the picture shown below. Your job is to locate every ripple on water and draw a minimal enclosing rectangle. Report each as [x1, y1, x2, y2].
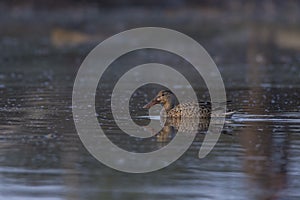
[232, 112, 300, 124]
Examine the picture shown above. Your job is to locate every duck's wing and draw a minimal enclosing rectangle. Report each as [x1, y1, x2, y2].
[171, 102, 211, 118]
[167, 100, 233, 118]
[197, 100, 232, 106]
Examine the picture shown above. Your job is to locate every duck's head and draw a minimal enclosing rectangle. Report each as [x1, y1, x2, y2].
[143, 90, 178, 111]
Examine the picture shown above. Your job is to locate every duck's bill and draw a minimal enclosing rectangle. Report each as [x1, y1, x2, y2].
[143, 99, 158, 109]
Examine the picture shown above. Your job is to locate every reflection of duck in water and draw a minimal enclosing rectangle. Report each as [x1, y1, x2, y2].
[154, 118, 210, 143]
[143, 113, 211, 142]
[143, 90, 232, 118]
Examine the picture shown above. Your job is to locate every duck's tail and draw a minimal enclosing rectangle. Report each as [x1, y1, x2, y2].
[225, 111, 235, 116]
[214, 101, 235, 117]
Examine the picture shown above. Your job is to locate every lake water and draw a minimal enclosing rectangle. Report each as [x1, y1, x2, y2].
[0, 6, 300, 200]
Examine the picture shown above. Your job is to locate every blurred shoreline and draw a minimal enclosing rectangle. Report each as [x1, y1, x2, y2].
[0, 1, 299, 70]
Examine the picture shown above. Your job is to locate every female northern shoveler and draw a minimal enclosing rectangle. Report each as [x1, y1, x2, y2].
[143, 90, 232, 118]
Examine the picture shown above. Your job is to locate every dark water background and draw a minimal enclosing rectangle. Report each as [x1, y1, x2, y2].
[1, 2, 300, 200]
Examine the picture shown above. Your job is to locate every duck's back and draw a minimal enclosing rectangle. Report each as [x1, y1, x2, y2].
[166, 102, 211, 118]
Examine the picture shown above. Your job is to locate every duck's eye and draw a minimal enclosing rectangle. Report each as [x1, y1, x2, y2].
[161, 94, 164, 96]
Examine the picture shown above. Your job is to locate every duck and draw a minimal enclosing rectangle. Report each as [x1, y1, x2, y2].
[143, 90, 231, 118]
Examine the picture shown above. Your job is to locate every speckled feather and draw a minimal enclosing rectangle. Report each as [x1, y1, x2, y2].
[161, 102, 211, 118]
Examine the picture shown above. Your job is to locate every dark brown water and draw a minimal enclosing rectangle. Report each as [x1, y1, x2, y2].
[1, 6, 300, 200]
